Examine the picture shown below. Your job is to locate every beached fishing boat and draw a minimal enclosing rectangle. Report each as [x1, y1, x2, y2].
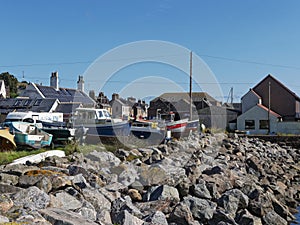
[4, 122, 53, 149]
[130, 119, 166, 144]
[159, 112, 189, 138]
[73, 108, 130, 143]
[4, 111, 74, 145]
[0, 127, 16, 151]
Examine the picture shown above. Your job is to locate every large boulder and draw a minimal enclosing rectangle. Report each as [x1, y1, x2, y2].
[262, 210, 288, 225]
[147, 185, 180, 202]
[40, 207, 98, 225]
[85, 150, 121, 167]
[12, 186, 50, 210]
[183, 196, 217, 223]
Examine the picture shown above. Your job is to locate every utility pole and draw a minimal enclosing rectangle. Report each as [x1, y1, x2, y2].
[189, 51, 193, 121]
[268, 81, 271, 134]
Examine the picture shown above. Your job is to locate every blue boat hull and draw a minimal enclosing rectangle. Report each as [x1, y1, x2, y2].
[76, 122, 130, 144]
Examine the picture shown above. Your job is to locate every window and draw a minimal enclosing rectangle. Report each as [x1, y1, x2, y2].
[245, 120, 255, 130]
[98, 111, 103, 118]
[259, 120, 269, 129]
[14, 100, 22, 106]
[23, 99, 32, 106]
[34, 99, 43, 106]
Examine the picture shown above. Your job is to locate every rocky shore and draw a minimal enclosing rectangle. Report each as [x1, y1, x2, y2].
[0, 132, 299, 225]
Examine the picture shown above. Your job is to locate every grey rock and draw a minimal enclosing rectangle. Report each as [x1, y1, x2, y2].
[85, 150, 121, 167]
[176, 177, 191, 198]
[113, 210, 144, 225]
[75, 200, 97, 222]
[262, 210, 288, 225]
[18, 174, 43, 187]
[50, 191, 82, 210]
[68, 165, 89, 176]
[135, 200, 176, 217]
[13, 186, 50, 210]
[0, 182, 23, 194]
[227, 189, 249, 209]
[40, 207, 98, 225]
[144, 211, 168, 225]
[82, 187, 111, 212]
[111, 196, 142, 222]
[138, 165, 168, 186]
[235, 209, 262, 225]
[168, 202, 197, 225]
[0, 215, 9, 223]
[191, 179, 212, 199]
[36, 176, 52, 193]
[208, 209, 237, 225]
[218, 194, 240, 217]
[0, 173, 19, 185]
[148, 185, 180, 202]
[41, 165, 69, 174]
[183, 196, 217, 222]
[111, 162, 139, 186]
[71, 173, 89, 189]
[2, 164, 40, 176]
[248, 193, 273, 217]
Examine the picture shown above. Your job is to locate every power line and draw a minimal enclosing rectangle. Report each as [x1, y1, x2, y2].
[0, 53, 299, 70]
[199, 54, 300, 70]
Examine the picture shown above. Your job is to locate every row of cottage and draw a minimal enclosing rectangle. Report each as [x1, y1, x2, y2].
[0, 72, 299, 135]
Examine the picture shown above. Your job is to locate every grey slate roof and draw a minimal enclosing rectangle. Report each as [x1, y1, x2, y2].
[0, 98, 57, 114]
[152, 92, 218, 103]
[36, 85, 95, 107]
[55, 102, 82, 114]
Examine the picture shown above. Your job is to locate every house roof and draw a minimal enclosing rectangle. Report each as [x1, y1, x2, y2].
[55, 102, 82, 114]
[241, 89, 261, 100]
[34, 84, 95, 106]
[110, 98, 134, 107]
[153, 92, 218, 103]
[0, 98, 57, 114]
[257, 104, 281, 118]
[253, 74, 300, 101]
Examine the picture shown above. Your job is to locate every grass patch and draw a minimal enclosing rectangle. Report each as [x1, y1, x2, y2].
[0, 149, 46, 165]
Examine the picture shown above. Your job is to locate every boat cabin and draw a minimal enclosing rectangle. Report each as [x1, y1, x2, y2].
[4, 111, 64, 123]
[73, 108, 116, 125]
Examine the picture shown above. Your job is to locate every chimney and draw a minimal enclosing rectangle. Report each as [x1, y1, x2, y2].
[50, 71, 59, 90]
[77, 75, 84, 92]
[89, 90, 95, 100]
[112, 93, 119, 101]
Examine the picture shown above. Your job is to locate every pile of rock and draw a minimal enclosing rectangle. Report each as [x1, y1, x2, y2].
[0, 132, 299, 224]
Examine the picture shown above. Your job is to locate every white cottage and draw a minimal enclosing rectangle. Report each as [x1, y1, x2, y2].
[237, 104, 281, 135]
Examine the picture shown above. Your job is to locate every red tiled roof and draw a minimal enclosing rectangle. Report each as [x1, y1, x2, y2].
[257, 104, 281, 118]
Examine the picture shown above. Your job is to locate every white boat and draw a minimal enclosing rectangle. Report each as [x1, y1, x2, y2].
[4, 122, 53, 149]
[73, 108, 130, 143]
[4, 111, 75, 145]
[130, 119, 166, 144]
[159, 112, 188, 138]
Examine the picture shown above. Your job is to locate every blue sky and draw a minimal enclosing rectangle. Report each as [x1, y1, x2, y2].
[1, 0, 300, 102]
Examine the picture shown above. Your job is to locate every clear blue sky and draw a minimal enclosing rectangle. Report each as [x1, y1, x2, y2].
[1, 0, 300, 102]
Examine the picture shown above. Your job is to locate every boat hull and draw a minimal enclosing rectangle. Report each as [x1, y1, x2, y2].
[182, 120, 199, 137]
[0, 128, 16, 151]
[166, 119, 188, 138]
[130, 121, 166, 144]
[4, 122, 53, 149]
[76, 121, 130, 144]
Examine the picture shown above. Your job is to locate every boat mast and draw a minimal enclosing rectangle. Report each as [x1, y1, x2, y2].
[189, 51, 193, 121]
